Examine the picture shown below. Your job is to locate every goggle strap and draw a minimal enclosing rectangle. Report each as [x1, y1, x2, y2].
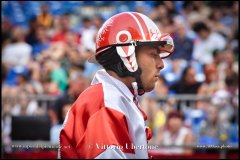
[96, 41, 168, 53]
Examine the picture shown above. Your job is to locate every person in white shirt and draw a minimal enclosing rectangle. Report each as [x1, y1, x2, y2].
[157, 111, 195, 155]
[2, 27, 32, 68]
[192, 22, 226, 64]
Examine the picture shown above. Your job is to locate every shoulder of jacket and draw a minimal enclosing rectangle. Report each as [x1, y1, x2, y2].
[73, 83, 104, 106]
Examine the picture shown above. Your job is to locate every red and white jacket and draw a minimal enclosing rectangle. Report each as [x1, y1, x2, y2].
[59, 69, 152, 159]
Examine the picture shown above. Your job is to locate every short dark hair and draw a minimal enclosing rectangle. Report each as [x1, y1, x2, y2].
[82, 17, 91, 23]
[192, 22, 210, 33]
[167, 111, 184, 121]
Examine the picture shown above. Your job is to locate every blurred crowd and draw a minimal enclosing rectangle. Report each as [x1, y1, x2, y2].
[1, 1, 239, 154]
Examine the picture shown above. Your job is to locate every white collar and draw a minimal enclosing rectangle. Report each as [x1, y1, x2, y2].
[91, 69, 134, 101]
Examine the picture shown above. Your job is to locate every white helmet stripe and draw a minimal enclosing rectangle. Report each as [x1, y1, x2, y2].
[138, 12, 162, 41]
[127, 12, 146, 41]
[133, 12, 151, 40]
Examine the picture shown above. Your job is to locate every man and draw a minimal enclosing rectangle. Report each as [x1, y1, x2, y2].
[59, 12, 174, 159]
[192, 22, 226, 64]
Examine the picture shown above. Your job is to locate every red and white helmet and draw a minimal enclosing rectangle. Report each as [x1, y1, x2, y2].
[90, 12, 174, 73]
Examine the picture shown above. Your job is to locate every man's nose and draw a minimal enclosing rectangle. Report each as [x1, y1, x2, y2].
[156, 56, 164, 70]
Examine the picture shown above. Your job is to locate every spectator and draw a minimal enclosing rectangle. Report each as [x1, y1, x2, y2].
[4, 66, 30, 86]
[183, 100, 208, 139]
[37, 4, 53, 29]
[211, 89, 234, 128]
[225, 73, 238, 95]
[182, 2, 210, 26]
[204, 63, 219, 84]
[40, 74, 59, 95]
[198, 63, 219, 96]
[68, 62, 85, 81]
[161, 59, 187, 86]
[79, 17, 97, 54]
[25, 16, 39, 46]
[11, 89, 43, 116]
[157, 111, 195, 155]
[92, 15, 104, 30]
[170, 65, 202, 94]
[31, 26, 50, 58]
[27, 61, 43, 94]
[170, 19, 194, 61]
[43, 58, 68, 93]
[158, 10, 175, 34]
[16, 70, 35, 94]
[49, 74, 88, 125]
[192, 21, 226, 64]
[208, 8, 231, 38]
[198, 104, 229, 145]
[51, 13, 79, 44]
[2, 27, 32, 68]
[79, 17, 102, 79]
[222, 50, 238, 84]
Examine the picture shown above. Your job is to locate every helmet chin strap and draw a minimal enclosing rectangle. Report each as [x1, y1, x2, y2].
[97, 45, 145, 96]
[133, 68, 145, 96]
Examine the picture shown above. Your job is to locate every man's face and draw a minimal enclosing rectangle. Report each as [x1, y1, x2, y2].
[199, 30, 209, 40]
[185, 67, 196, 85]
[137, 46, 164, 92]
[168, 117, 182, 133]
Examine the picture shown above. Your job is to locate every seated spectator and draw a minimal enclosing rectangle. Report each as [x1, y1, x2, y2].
[207, 8, 231, 38]
[198, 63, 219, 95]
[79, 17, 97, 53]
[25, 16, 39, 46]
[211, 90, 233, 139]
[26, 61, 44, 94]
[198, 104, 229, 145]
[51, 13, 79, 44]
[170, 65, 202, 94]
[2, 27, 32, 68]
[11, 89, 43, 116]
[192, 21, 226, 64]
[183, 100, 208, 137]
[43, 58, 68, 93]
[31, 26, 50, 57]
[40, 74, 60, 95]
[157, 111, 195, 155]
[182, 2, 211, 26]
[170, 19, 194, 61]
[78, 16, 101, 79]
[161, 59, 187, 86]
[49, 74, 88, 125]
[3, 66, 30, 86]
[37, 4, 53, 29]
[68, 62, 85, 81]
